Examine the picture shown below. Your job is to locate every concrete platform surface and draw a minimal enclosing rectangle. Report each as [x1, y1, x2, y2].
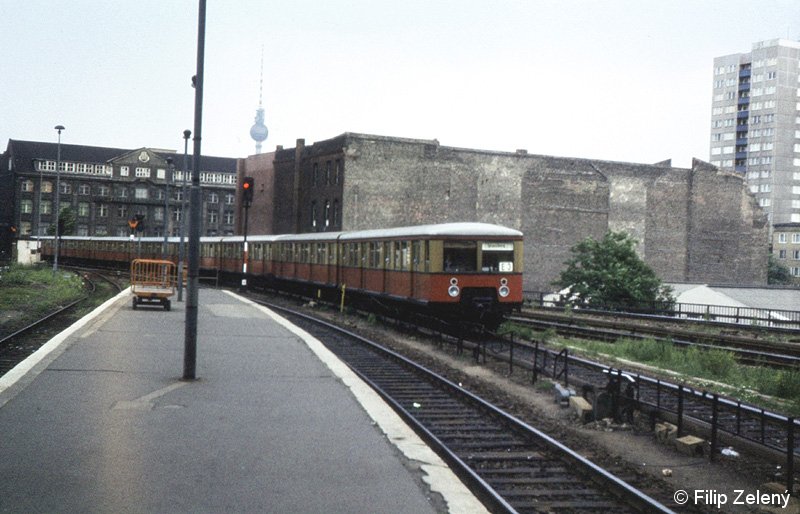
[0, 288, 487, 513]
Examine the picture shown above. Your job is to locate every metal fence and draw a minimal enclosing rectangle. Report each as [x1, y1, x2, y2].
[485, 336, 798, 495]
[524, 291, 800, 330]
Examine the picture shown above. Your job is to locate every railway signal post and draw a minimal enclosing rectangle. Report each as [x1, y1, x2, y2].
[240, 176, 254, 290]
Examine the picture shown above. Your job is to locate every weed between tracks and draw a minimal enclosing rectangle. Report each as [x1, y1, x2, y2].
[499, 321, 800, 416]
[0, 264, 86, 330]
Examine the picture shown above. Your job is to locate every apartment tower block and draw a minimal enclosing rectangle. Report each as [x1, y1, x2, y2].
[709, 38, 800, 226]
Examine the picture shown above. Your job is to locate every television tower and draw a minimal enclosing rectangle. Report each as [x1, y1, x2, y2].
[249, 49, 268, 154]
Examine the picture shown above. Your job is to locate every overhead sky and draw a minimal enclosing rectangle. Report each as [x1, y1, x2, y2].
[2, 0, 799, 168]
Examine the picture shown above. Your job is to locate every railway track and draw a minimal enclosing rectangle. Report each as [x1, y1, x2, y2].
[510, 310, 800, 369]
[0, 268, 124, 376]
[425, 327, 800, 496]
[256, 299, 675, 513]
[248, 283, 799, 492]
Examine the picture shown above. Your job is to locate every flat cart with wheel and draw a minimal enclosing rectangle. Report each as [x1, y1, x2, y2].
[130, 259, 177, 310]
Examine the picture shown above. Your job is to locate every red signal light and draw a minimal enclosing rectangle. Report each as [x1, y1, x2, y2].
[242, 176, 254, 206]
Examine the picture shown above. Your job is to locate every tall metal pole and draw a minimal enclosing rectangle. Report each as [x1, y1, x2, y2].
[162, 157, 173, 258]
[36, 160, 43, 239]
[184, 0, 205, 380]
[241, 205, 249, 289]
[52, 125, 65, 275]
[177, 130, 190, 302]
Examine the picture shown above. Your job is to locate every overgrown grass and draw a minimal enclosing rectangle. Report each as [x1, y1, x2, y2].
[0, 264, 85, 323]
[497, 322, 800, 414]
[566, 337, 800, 415]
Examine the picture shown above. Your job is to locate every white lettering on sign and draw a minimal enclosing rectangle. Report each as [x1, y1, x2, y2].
[481, 242, 513, 251]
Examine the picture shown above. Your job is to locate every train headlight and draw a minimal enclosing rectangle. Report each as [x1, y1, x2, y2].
[448, 285, 460, 297]
[498, 285, 510, 298]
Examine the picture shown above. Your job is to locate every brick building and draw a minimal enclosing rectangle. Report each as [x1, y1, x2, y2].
[240, 133, 769, 291]
[0, 140, 238, 253]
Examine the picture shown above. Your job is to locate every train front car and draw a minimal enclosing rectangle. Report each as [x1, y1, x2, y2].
[339, 222, 523, 328]
[427, 223, 523, 327]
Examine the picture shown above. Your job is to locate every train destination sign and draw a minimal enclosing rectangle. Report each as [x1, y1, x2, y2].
[482, 242, 514, 251]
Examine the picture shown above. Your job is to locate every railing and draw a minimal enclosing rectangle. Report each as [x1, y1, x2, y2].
[524, 291, 800, 329]
[485, 334, 798, 495]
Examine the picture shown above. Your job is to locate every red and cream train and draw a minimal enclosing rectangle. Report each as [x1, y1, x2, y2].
[41, 222, 524, 325]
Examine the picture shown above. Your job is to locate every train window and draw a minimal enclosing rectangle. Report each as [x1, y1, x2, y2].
[381, 242, 390, 269]
[395, 241, 410, 271]
[368, 241, 380, 268]
[350, 243, 359, 267]
[443, 241, 477, 272]
[480, 242, 515, 272]
[424, 241, 430, 272]
[328, 243, 336, 265]
[311, 243, 326, 264]
[300, 243, 310, 263]
[342, 244, 351, 267]
[412, 240, 428, 272]
[361, 242, 369, 266]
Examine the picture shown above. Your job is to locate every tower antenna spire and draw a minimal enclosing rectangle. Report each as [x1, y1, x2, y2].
[258, 46, 264, 107]
[249, 45, 268, 154]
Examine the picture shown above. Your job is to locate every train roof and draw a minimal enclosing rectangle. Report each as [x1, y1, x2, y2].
[37, 222, 521, 244]
[338, 222, 522, 240]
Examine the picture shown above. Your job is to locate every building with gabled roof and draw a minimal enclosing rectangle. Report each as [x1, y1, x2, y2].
[0, 139, 237, 257]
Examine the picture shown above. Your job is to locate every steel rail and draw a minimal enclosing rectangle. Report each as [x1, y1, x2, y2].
[256, 299, 674, 514]
[509, 315, 800, 370]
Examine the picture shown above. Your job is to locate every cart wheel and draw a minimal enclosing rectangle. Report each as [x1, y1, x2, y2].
[165, 300, 171, 311]
[132, 297, 138, 310]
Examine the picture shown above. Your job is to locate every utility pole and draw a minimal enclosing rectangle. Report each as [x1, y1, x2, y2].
[184, 0, 206, 381]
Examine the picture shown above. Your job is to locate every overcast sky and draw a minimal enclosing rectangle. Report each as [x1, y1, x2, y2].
[2, 0, 799, 168]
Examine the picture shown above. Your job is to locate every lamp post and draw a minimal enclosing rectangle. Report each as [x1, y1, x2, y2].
[185, 0, 206, 380]
[52, 125, 65, 274]
[162, 157, 173, 258]
[35, 159, 43, 239]
[177, 129, 190, 302]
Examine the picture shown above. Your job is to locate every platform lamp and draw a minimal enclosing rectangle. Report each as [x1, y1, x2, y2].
[177, 130, 191, 302]
[162, 157, 173, 258]
[34, 158, 43, 240]
[52, 125, 65, 275]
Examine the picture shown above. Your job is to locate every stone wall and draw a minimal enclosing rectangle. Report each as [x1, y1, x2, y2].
[255, 133, 769, 291]
[686, 160, 769, 284]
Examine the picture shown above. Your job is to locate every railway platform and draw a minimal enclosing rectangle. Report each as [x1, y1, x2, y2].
[0, 288, 487, 513]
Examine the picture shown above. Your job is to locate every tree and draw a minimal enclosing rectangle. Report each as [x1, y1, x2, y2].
[554, 231, 674, 310]
[768, 254, 793, 285]
[47, 207, 76, 237]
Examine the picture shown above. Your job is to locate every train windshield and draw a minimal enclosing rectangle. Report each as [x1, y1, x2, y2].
[442, 240, 515, 273]
[443, 241, 477, 272]
[481, 242, 514, 272]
